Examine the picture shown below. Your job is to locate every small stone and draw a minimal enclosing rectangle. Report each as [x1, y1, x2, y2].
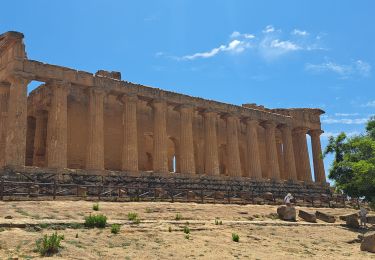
[298, 210, 316, 223]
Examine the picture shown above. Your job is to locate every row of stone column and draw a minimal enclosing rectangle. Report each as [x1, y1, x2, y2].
[1, 77, 326, 183]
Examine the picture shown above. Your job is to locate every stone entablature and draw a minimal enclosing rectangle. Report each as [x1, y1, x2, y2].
[0, 31, 327, 185]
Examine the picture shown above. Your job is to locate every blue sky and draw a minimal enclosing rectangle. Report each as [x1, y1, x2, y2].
[1, 0, 374, 181]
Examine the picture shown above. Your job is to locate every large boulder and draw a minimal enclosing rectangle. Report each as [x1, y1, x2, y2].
[346, 214, 360, 229]
[277, 205, 296, 221]
[360, 232, 375, 253]
[316, 211, 336, 223]
[339, 213, 358, 221]
[298, 210, 316, 223]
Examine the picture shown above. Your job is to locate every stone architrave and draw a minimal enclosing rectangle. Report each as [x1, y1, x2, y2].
[178, 104, 196, 175]
[152, 99, 168, 173]
[263, 121, 280, 180]
[86, 88, 105, 170]
[309, 129, 326, 183]
[203, 110, 219, 176]
[120, 94, 138, 172]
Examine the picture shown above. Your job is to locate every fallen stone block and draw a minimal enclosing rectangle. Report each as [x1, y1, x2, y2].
[298, 210, 316, 223]
[277, 205, 296, 221]
[360, 232, 375, 253]
[367, 215, 375, 224]
[316, 211, 336, 223]
[339, 213, 358, 221]
[346, 214, 360, 229]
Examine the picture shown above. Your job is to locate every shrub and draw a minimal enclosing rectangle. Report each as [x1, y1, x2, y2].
[183, 226, 190, 234]
[92, 203, 99, 211]
[175, 213, 182, 220]
[84, 214, 107, 228]
[215, 218, 222, 225]
[184, 234, 189, 239]
[168, 226, 172, 232]
[232, 233, 239, 242]
[36, 232, 64, 256]
[111, 224, 120, 234]
[128, 212, 138, 221]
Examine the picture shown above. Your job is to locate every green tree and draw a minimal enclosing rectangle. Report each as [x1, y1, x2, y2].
[324, 116, 375, 202]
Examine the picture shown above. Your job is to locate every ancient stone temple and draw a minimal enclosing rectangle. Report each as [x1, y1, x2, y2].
[0, 31, 327, 186]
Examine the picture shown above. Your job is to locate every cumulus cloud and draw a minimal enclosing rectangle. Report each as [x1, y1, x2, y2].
[321, 131, 360, 140]
[362, 100, 375, 107]
[175, 25, 323, 61]
[305, 60, 371, 78]
[292, 29, 309, 36]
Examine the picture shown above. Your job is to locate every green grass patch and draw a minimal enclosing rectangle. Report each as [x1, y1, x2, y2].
[35, 232, 64, 256]
[232, 233, 239, 242]
[84, 214, 107, 228]
[92, 203, 100, 211]
[111, 224, 121, 234]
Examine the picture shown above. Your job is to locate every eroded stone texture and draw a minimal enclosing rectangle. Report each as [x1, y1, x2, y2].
[0, 31, 328, 188]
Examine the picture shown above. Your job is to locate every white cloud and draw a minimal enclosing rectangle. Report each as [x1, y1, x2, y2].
[334, 113, 359, 117]
[362, 100, 375, 107]
[321, 131, 360, 140]
[230, 31, 255, 39]
[181, 40, 250, 60]
[292, 29, 309, 36]
[305, 60, 371, 78]
[322, 118, 369, 124]
[270, 39, 301, 51]
[263, 25, 275, 33]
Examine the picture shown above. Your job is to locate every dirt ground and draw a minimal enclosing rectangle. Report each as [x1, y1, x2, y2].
[0, 200, 374, 259]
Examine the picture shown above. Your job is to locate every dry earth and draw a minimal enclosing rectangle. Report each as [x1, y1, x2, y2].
[0, 200, 374, 259]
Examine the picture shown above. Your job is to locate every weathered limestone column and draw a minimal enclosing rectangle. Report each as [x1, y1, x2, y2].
[263, 121, 280, 180]
[280, 125, 297, 181]
[224, 114, 242, 177]
[309, 129, 326, 183]
[86, 89, 105, 170]
[245, 119, 262, 179]
[203, 110, 219, 175]
[120, 94, 138, 172]
[276, 140, 285, 179]
[4, 75, 30, 166]
[33, 110, 48, 167]
[46, 81, 69, 168]
[293, 128, 312, 182]
[0, 83, 9, 167]
[152, 99, 169, 173]
[178, 104, 196, 175]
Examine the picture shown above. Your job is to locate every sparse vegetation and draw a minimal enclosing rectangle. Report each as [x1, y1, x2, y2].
[168, 226, 172, 232]
[127, 212, 141, 224]
[232, 233, 239, 242]
[145, 208, 152, 213]
[84, 214, 107, 228]
[175, 213, 182, 220]
[183, 226, 190, 234]
[92, 203, 99, 211]
[35, 232, 64, 256]
[184, 234, 190, 239]
[215, 218, 223, 225]
[111, 224, 121, 234]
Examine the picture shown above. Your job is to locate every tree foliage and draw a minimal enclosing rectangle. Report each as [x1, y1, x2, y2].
[323, 116, 375, 201]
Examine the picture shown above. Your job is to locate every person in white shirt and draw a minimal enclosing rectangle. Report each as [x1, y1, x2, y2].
[284, 193, 294, 206]
[359, 206, 368, 228]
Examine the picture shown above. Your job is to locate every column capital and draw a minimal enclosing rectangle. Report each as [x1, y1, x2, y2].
[202, 108, 218, 117]
[261, 120, 277, 129]
[293, 127, 309, 135]
[7, 72, 32, 86]
[278, 124, 293, 131]
[174, 103, 195, 112]
[244, 118, 260, 126]
[221, 112, 240, 120]
[118, 93, 138, 104]
[309, 129, 324, 137]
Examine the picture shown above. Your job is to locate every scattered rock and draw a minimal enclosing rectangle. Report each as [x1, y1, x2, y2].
[4, 215, 13, 219]
[316, 211, 336, 223]
[238, 211, 248, 215]
[262, 192, 274, 201]
[298, 210, 316, 223]
[339, 213, 358, 221]
[360, 232, 375, 253]
[277, 205, 296, 221]
[346, 214, 360, 229]
[367, 215, 375, 224]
